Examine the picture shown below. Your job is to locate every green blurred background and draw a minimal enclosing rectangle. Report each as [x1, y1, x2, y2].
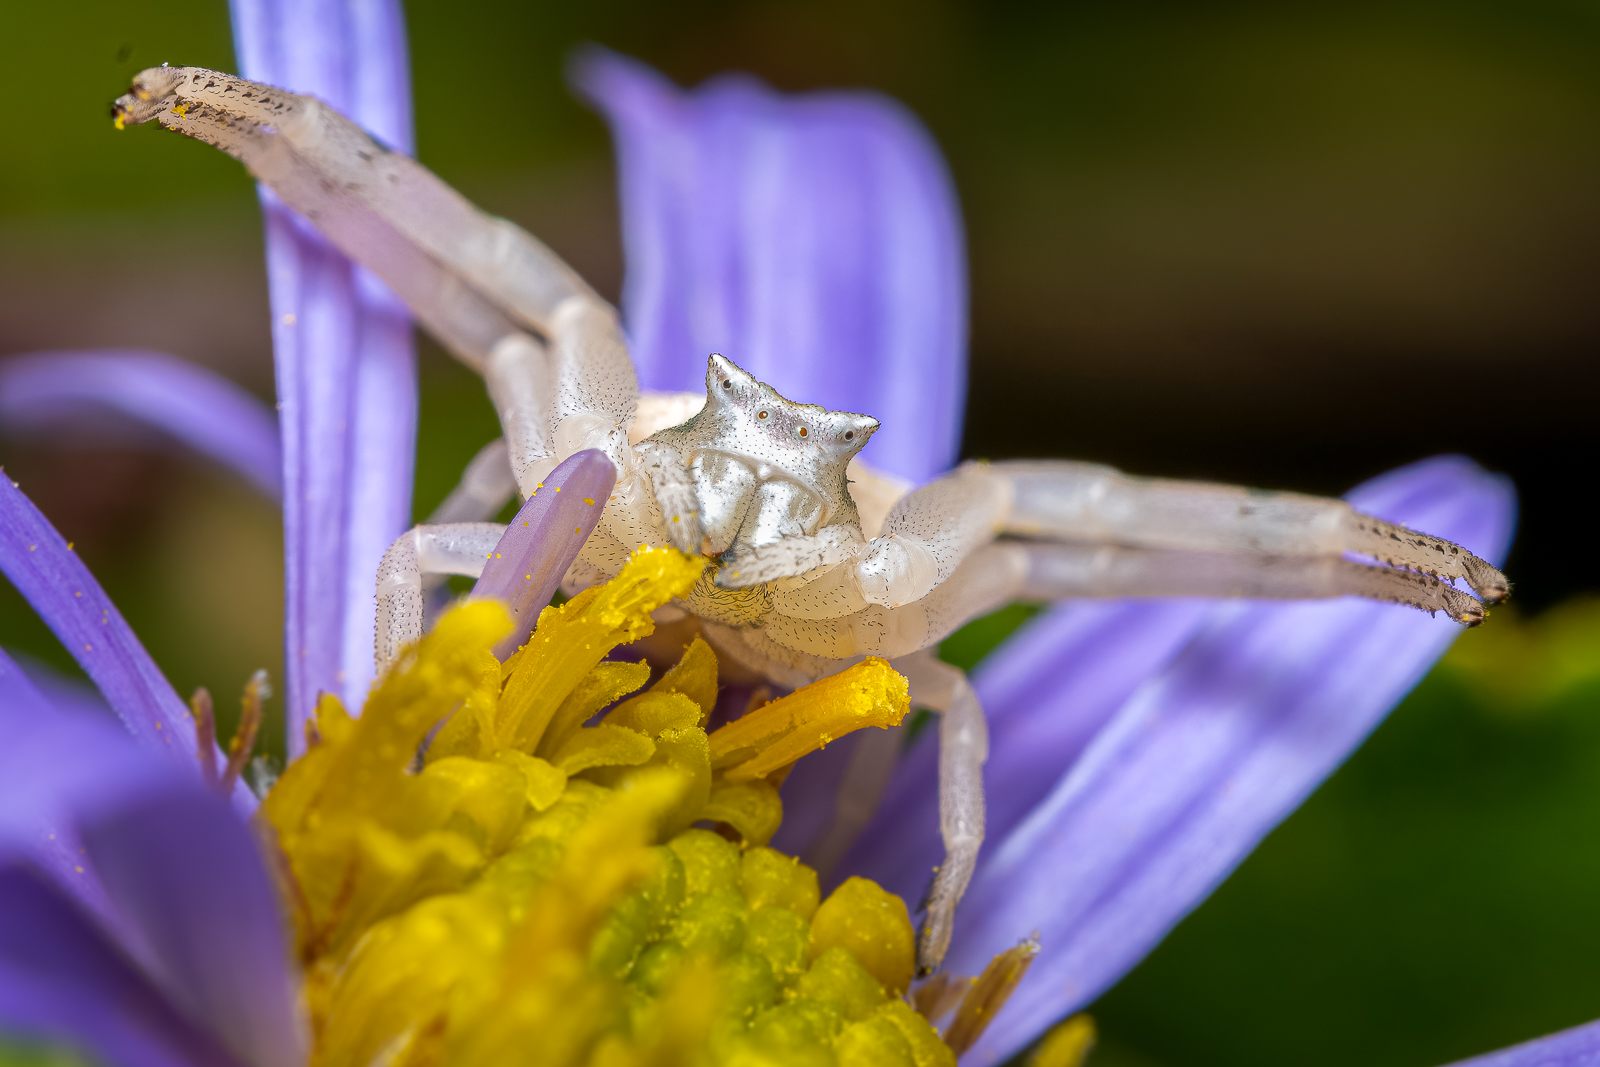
[1, 0, 1599, 1063]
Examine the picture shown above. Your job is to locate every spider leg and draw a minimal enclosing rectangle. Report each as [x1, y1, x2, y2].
[116, 67, 646, 499]
[717, 525, 867, 589]
[415, 440, 520, 624]
[374, 523, 506, 672]
[635, 440, 704, 553]
[894, 650, 988, 975]
[1017, 540, 1488, 623]
[426, 439, 518, 525]
[841, 459, 1504, 620]
[994, 460, 1509, 605]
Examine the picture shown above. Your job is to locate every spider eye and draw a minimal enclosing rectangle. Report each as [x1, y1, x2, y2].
[798, 427, 808, 438]
[721, 379, 732, 390]
[843, 430, 855, 441]
[757, 410, 769, 420]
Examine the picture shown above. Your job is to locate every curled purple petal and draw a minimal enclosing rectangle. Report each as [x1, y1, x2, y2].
[0, 863, 244, 1067]
[952, 456, 1516, 1062]
[0, 351, 282, 500]
[574, 49, 967, 484]
[472, 449, 617, 658]
[82, 788, 303, 1067]
[0, 476, 252, 811]
[1444, 1019, 1600, 1067]
[230, 0, 419, 749]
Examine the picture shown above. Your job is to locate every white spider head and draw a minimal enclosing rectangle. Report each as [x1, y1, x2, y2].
[644, 354, 879, 554]
[700, 354, 880, 467]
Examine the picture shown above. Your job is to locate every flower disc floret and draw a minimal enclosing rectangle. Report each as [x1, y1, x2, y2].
[256, 546, 950, 1066]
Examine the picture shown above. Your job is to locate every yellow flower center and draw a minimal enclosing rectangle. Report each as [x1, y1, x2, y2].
[257, 546, 960, 1067]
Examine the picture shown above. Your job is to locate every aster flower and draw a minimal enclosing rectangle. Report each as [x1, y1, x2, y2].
[0, 3, 1524, 1067]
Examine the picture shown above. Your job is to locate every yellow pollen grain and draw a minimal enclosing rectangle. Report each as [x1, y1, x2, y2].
[584, 497, 595, 505]
[83, 644, 91, 652]
[66, 542, 74, 550]
[74, 866, 83, 873]
[574, 526, 582, 535]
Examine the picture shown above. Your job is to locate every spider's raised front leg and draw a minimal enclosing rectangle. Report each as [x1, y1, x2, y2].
[114, 67, 657, 549]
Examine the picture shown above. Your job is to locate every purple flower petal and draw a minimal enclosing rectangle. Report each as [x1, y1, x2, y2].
[231, 0, 418, 750]
[1445, 1020, 1600, 1067]
[9, 648, 113, 719]
[0, 668, 166, 934]
[0, 477, 252, 810]
[0, 644, 59, 721]
[841, 600, 1214, 899]
[82, 788, 303, 1067]
[472, 449, 616, 658]
[947, 455, 1515, 1063]
[0, 862, 244, 1067]
[0, 351, 282, 500]
[574, 49, 967, 484]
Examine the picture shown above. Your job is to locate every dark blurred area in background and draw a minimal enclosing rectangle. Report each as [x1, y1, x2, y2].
[2, 2, 1598, 1065]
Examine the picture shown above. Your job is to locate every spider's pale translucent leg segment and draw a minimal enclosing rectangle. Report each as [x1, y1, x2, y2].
[374, 523, 506, 672]
[418, 439, 521, 624]
[994, 460, 1509, 604]
[114, 68, 592, 347]
[484, 336, 554, 492]
[1017, 541, 1489, 624]
[847, 463, 1012, 608]
[117, 67, 655, 534]
[716, 525, 867, 590]
[425, 439, 518, 526]
[538, 294, 641, 487]
[115, 70, 526, 367]
[894, 651, 988, 975]
[635, 441, 704, 553]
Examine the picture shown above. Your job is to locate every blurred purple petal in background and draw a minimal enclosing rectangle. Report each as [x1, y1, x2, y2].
[1446, 1019, 1600, 1067]
[231, 0, 418, 751]
[0, 351, 281, 500]
[575, 48, 967, 485]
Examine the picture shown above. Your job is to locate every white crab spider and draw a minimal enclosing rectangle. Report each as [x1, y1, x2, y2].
[115, 66, 1509, 971]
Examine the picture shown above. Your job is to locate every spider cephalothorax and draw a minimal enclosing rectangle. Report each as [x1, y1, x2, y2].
[641, 353, 879, 574]
[119, 64, 1511, 973]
